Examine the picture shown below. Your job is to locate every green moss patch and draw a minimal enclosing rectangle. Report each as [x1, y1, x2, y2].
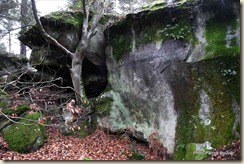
[0, 90, 10, 109]
[96, 97, 113, 116]
[142, 2, 167, 11]
[46, 11, 83, 27]
[2, 104, 30, 116]
[174, 55, 239, 160]
[108, 5, 193, 62]
[61, 120, 91, 138]
[205, 16, 240, 59]
[185, 143, 209, 160]
[136, 11, 193, 46]
[136, 22, 164, 45]
[2, 112, 46, 153]
[111, 33, 132, 62]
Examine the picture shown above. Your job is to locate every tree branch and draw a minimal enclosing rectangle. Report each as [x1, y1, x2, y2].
[0, 14, 20, 21]
[81, 0, 89, 38]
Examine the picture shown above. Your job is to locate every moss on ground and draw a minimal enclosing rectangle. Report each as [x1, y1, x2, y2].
[2, 104, 30, 116]
[2, 112, 46, 153]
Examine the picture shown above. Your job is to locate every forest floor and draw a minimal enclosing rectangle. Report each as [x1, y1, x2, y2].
[0, 126, 164, 160]
[0, 125, 241, 160]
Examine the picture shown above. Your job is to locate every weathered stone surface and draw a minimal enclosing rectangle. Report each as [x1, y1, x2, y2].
[0, 51, 28, 77]
[17, 0, 240, 159]
[96, 0, 240, 159]
[187, 0, 240, 62]
[19, 12, 108, 97]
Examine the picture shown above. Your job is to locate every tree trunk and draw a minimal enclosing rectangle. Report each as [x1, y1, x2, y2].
[20, 0, 27, 55]
[70, 50, 89, 107]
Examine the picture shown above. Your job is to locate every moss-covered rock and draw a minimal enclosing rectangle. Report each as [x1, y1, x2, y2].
[61, 120, 91, 138]
[0, 104, 30, 131]
[45, 11, 83, 27]
[107, 3, 193, 62]
[173, 55, 240, 160]
[0, 90, 10, 109]
[96, 96, 113, 116]
[1, 112, 46, 153]
[0, 51, 28, 70]
[185, 142, 210, 160]
[2, 104, 30, 116]
[204, 16, 240, 59]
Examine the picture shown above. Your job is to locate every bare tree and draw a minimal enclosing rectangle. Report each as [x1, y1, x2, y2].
[20, 0, 28, 55]
[0, 0, 34, 55]
[31, 0, 112, 107]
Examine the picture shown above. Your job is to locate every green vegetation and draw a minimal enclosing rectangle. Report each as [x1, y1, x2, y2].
[174, 102, 200, 160]
[158, 20, 191, 41]
[47, 11, 83, 27]
[204, 17, 239, 59]
[136, 23, 164, 44]
[2, 112, 46, 153]
[96, 97, 113, 116]
[2, 104, 30, 116]
[111, 16, 193, 62]
[0, 100, 8, 109]
[83, 157, 92, 160]
[78, 121, 90, 138]
[127, 152, 145, 160]
[137, 18, 193, 45]
[111, 33, 132, 62]
[142, 2, 167, 11]
[109, 1, 194, 62]
[131, 109, 144, 123]
[185, 143, 209, 160]
[174, 56, 239, 160]
[0, 90, 10, 108]
[61, 120, 91, 138]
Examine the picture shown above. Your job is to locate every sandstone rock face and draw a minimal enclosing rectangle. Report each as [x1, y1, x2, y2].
[19, 12, 108, 97]
[18, 0, 240, 159]
[96, 0, 240, 158]
[108, 0, 187, 15]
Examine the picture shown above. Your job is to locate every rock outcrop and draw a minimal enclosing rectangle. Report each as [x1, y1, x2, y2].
[96, 0, 240, 158]
[19, 12, 108, 97]
[18, 0, 240, 159]
[0, 51, 28, 78]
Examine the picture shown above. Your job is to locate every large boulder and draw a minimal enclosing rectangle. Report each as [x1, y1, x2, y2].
[19, 12, 108, 98]
[1, 112, 46, 153]
[0, 51, 28, 78]
[95, 0, 240, 159]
